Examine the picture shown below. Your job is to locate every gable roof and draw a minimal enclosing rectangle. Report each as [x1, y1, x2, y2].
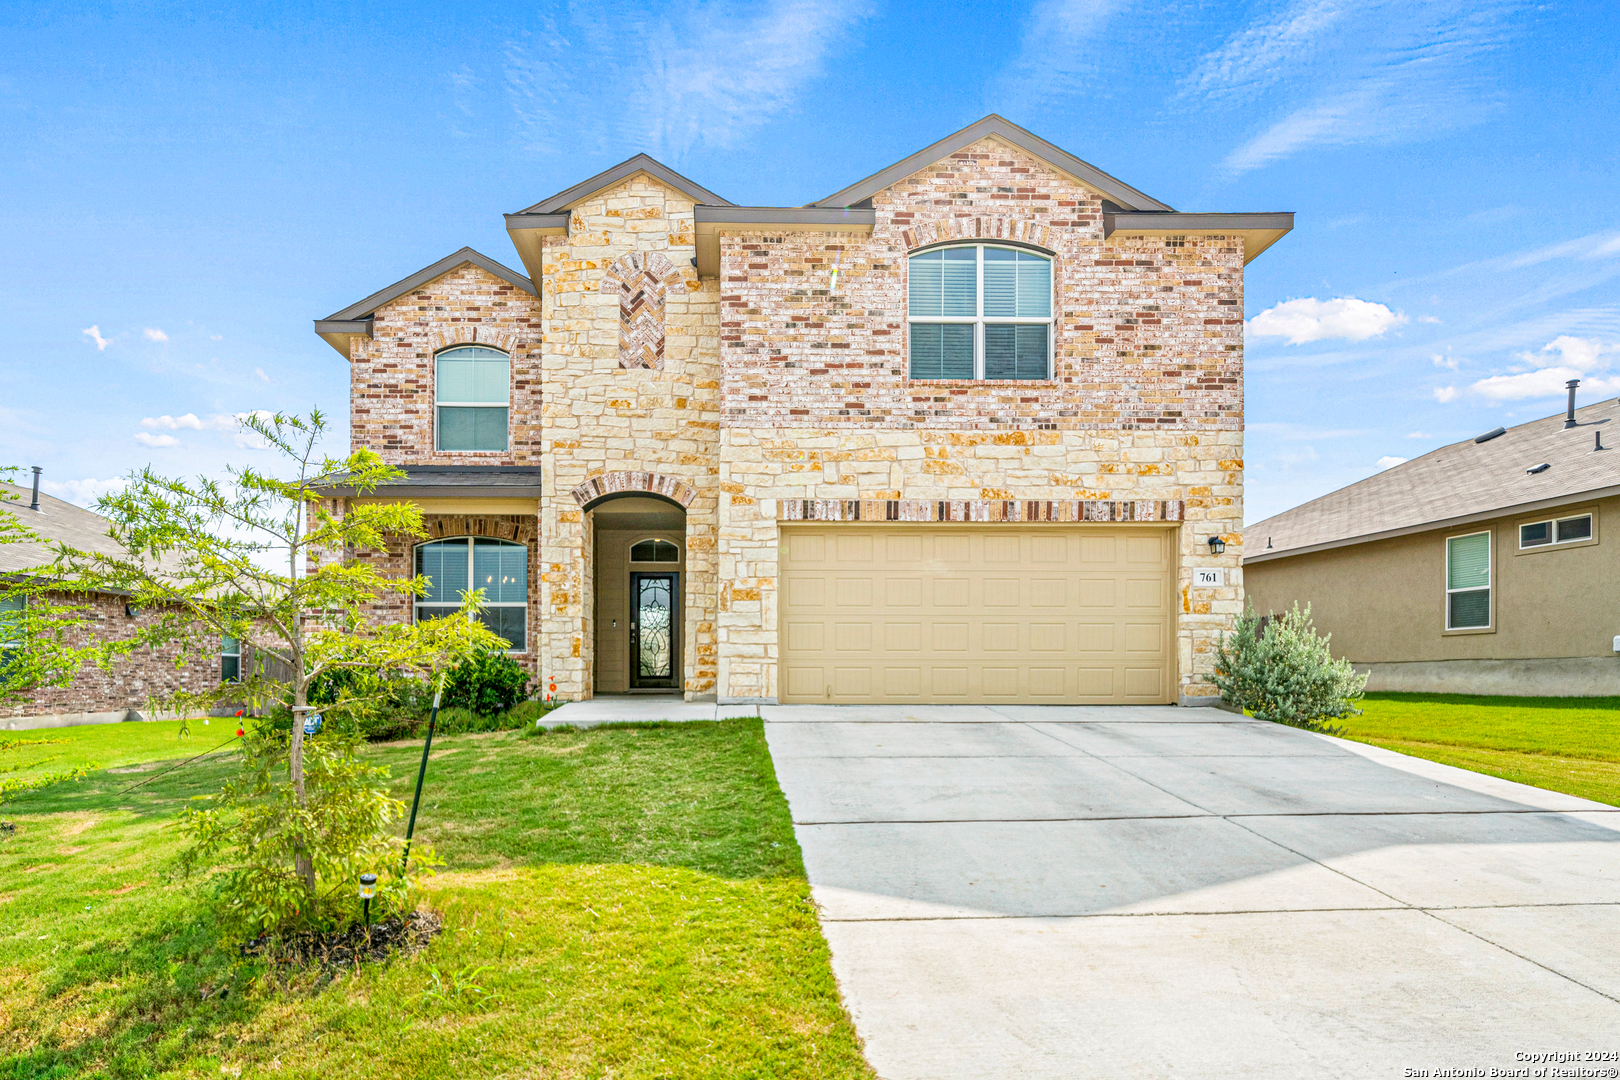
[812, 114, 1175, 212]
[1244, 397, 1620, 564]
[1, 482, 124, 577]
[512, 153, 733, 216]
[313, 247, 536, 359]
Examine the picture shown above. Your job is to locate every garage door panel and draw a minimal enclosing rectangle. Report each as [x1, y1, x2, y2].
[780, 525, 1174, 705]
[834, 622, 872, 652]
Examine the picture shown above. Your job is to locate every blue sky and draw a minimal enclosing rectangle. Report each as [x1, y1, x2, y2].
[3, 0, 1616, 524]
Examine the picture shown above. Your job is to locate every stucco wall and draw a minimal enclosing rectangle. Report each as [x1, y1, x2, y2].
[1244, 495, 1620, 665]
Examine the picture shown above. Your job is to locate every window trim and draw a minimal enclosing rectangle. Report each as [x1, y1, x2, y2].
[1444, 529, 1494, 634]
[1515, 509, 1598, 554]
[629, 538, 682, 564]
[221, 634, 242, 683]
[433, 344, 511, 454]
[906, 243, 1056, 383]
[413, 536, 530, 653]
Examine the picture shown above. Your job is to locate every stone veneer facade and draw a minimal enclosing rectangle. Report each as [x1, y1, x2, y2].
[333, 133, 1251, 704]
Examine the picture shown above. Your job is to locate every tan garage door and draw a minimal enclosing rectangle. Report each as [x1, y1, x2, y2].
[779, 525, 1175, 705]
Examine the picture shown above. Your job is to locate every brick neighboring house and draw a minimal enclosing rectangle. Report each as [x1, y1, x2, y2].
[1, 477, 225, 730]
[315, 115, 1292, 706]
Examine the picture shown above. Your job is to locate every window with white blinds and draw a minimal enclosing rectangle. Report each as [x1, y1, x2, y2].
[1445, 531, 1491, 630]
[908, 245, 1053, 380]
[436, 346, 510, 451]
[415, 537, 528, 651]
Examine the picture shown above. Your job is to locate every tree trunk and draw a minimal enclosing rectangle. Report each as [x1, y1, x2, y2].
[290, 677, 315, 893]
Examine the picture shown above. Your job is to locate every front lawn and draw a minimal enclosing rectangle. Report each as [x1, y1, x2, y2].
[1, 719, 224, 799]
[1338, 693, 1620, 806]
[0, 719, 873, 1079]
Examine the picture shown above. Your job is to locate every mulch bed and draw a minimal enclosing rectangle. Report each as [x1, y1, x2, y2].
[242, 909, 443, 977]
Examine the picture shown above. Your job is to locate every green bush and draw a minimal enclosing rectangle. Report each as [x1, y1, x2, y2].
[178, 720, 436, 938]
[307, 669, 433, 741]
[443, 650, 531, 716]
[1212, 602, 1368, 733]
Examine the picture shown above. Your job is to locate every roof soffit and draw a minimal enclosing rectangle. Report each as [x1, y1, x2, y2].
[812, 114, 1175, 212]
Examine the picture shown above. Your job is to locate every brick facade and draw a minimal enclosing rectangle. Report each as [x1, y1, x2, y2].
[325, 125, 1262, 705]
[2, 592, 223, 726]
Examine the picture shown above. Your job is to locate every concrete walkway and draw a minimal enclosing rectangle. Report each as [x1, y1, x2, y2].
[761, 704, 1620, 1079]
[539, 696, 761, 728]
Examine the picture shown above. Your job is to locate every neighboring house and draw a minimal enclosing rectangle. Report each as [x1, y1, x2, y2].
[315, 115, 1292, 706]
[1244, 393, 1620, 696]
[0, 475, 229, 729]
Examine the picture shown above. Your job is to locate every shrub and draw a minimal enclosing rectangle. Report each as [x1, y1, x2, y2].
[442, 650, 531, 716]
[178, 720, 437, 938]
[308, 670, 433, 742]
[1212, 602, 1367, 733]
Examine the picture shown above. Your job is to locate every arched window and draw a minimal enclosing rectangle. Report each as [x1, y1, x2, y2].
[415, 537, 528, 650]
[435, 346, 509, 451]
[908, 245, 1052, 381]
[630, 539, 679, 563]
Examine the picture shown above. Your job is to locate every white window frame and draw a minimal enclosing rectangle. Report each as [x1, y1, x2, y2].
[434, 345, 511, 453]
[221, 635, 242, 683]
[1444, 530, 1492, 632]
[413, 536, 529, 653]
[1518, 512, 1594, 550]
[906, 243, 1055, 381]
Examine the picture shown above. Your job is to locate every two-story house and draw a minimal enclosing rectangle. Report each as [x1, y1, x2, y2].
[315, 116, 1290, 707]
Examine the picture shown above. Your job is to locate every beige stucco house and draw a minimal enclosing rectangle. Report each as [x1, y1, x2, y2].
[315, 116, 1292, 706]
[1245, 393, 1620, 696]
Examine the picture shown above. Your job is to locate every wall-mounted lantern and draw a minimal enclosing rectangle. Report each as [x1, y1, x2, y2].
[1207, 535, 1226, 555]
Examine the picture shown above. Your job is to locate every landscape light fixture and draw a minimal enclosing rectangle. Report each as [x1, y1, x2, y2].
[1207, 535, 1226, 555]
[359, 873, 377, 927]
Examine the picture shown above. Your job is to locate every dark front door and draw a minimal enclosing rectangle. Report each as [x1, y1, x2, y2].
[629, 572, 679, 689]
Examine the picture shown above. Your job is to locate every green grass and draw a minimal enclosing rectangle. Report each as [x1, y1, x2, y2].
[0, 719, 873, 1079]
[1, 720, 229, 797]
[1338, 692, 1620, 806]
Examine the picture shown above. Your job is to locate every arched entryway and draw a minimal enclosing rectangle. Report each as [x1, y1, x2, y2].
[583, 490, 688, 695]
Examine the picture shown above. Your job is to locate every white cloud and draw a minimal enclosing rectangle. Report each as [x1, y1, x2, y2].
[255, 367, 270, 383]
[1470, 366, 1620, 402]
[209, 334, 223, 341]
[1418, 315, 1442, 324]
[40, 477, 126, 507]
[1375, 456, 1408, 470]
[82, 325, 111, 350]
[1431, 353, 1460, 370]
[141, 413, 204, 430]
[1434, 386, 1459, 403]
[505, 0, 871, 158]
[143, 327, 169, 343]
[1533, 335, 1614, 372]
[1406, 431, 1433, 439]
[1207, 0, 1522, 175]
[140, 412, 255, 432]
[134, 431, 180, 448]
[1248, 297, 1407, 345]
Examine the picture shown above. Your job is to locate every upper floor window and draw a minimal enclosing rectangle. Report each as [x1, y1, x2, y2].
[1445, 531, 1491, 630]
[908, 245, 1053, 381]
[1519, 513, 1592, 549]
[436, 346, 509, 452]
[416, 537, 528, 651]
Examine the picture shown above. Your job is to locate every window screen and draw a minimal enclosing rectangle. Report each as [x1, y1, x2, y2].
[1446, 532, 1490, 629]
[416, 537, 528, 651]
[1557, 515, 1592, 543]
[907, 245, 1053, 381]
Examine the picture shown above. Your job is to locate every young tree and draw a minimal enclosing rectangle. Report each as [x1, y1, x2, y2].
[0, 469, 108, 706]
[39, 412, 504, 908]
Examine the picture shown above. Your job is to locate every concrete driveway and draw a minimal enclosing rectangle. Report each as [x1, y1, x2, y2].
[760, 704, 1620, 1079]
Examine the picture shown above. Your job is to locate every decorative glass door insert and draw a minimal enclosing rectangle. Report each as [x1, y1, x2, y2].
[630, 573, 679, 688]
